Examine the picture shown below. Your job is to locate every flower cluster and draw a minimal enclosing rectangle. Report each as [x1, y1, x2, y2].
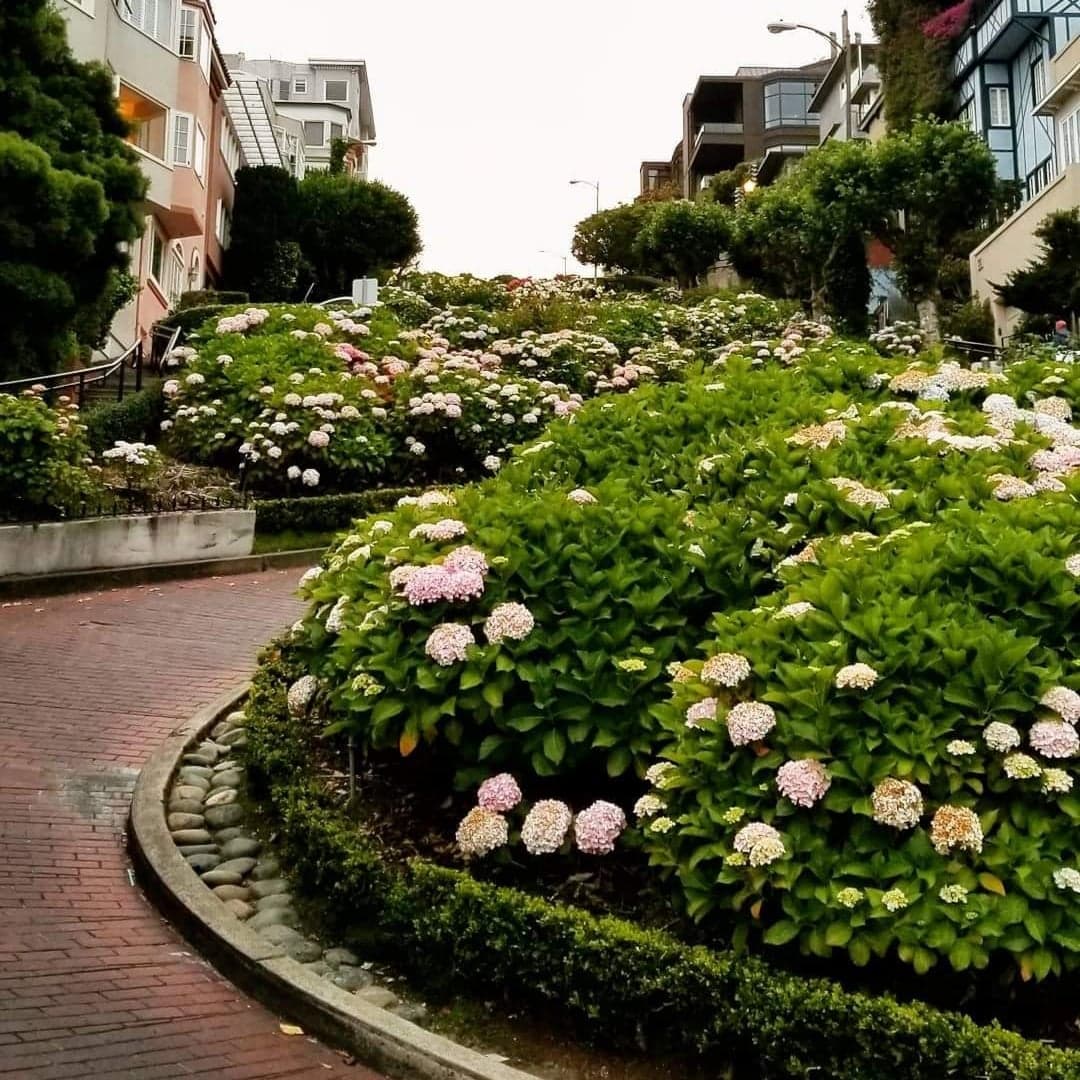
[701, 653, 752, 687]
[776, 759, 831, 808]
[573, 801, 627, 855]
[929, 805, 983, 856]
[834, 663, 879, 691]
[733, 822, 786, 867]
[484, 602, 535, 644]
[871, 778, 923, 829]
[286, 675, 318, 717]
[477, 773, 523, 812]
[726, 701, 776, 745]
[425, 623, 476, 665]
[456, 807, 509, 857]
[522, 800, 574, 854]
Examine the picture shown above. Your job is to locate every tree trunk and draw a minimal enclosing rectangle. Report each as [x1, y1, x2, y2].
[916, 296, 941, 343]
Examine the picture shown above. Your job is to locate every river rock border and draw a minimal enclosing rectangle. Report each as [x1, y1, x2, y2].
[129, 684, 534, 1080]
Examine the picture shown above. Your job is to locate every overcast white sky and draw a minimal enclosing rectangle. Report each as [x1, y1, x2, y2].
[215, 1, 874, 277]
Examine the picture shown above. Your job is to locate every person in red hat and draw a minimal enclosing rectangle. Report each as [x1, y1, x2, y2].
[1053, 319, 1071, 347]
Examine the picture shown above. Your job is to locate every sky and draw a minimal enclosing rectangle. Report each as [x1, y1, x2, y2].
[215, 1, 874, 278]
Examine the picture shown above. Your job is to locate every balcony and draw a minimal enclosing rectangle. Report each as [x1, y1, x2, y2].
[689, 123, 746, 178]
[1036, 32, 1080, 115]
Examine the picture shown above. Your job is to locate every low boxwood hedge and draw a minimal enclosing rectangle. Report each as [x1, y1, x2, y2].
[178, 289, 249, 311]
[241, 661, 1080, 1080]
[253, 488, 420, 536]
[83, 388, 164, 453]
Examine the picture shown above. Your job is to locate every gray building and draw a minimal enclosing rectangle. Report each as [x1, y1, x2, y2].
[676, 59, 831, 196]
[808, 41, 883, 144]
[223, 56, 376, 176]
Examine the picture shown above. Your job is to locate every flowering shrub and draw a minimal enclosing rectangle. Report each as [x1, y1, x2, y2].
[869, 320, 926, 357]
[0, 391, 102, 518]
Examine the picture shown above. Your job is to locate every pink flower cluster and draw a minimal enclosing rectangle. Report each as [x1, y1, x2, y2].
[409, 519, 468, 542]
[404, 565, 485, 605]
[727, 701, 776, 746]
[1042, 687, 1080, 725]
[685, 697, 718, 729]
[776, 759, 831, 808]
[444, 545, 489, 576]
[477, 773, 523, 812]
[522, 800, 574, 854]
[484, 602, 535, 644]
[573, 800, 627, 855]
[1030, 720, 1079, 759]
[424, 623, 475, 665]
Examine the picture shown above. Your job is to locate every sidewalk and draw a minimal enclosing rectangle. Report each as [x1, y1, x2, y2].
[0, 572, 382, 1079]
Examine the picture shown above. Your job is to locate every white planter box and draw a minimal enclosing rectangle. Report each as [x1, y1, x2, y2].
[0, 509, 256, 578]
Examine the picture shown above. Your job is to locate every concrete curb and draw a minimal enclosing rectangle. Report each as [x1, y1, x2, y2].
[0, 548, 325, 599]
[128, 686, 535, 1080]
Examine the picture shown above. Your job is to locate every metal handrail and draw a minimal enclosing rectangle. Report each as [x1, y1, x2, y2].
[0, 337, 143, 405]
[313, 296, 355, 308]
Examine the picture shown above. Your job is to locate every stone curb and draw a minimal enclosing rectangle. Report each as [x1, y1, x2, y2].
[128, 685, 534, 1080]
[0, 548, 326, 599]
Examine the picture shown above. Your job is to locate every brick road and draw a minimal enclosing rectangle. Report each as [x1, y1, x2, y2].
[0, 572, 383, 1079]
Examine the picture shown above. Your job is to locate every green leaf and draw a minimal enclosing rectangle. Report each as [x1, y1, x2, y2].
[478, 735, 504, 761]
[825, 922, 852, 948]
[762, 920, 800, 946]
[482, 682, 504, 709]
[606, 747, 632, 777]
[542, 728, 566, 765]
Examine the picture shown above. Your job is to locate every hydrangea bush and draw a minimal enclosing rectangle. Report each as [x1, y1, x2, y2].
[272, 307, 1080, 981]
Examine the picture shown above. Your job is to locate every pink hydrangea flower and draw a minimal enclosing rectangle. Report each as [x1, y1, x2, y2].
[573, 801, 627, 855]
[477, 773, 523, 812]
[456, 807, 508, 857]
[726, 701, 776, 745]
[522, 799, 573, 854]
[776, 759, 831, 808]
[410, 519, 468, 542]
[1031, 720, 1079, 759]
[685, 697, 718, 728]
[403, 565, 485, 605]
[424, 623, 475, 665]
[444, 545, 489, 576]
[484, 602, 535, 644]
[1042, 687, 1080, 725]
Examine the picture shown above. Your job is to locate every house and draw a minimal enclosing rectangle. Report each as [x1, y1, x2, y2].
[808, 40, 883, 143]
[58, 0, 241, 352]
[955, 0, 1080, 341]
[222, 57, 376, 177]
[222, 68, 306, 179]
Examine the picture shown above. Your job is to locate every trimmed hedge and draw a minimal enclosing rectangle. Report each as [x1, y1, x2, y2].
[178, 289, 249, 311]
[242, 663, 1080, 1080]
[158, 305, 232, 341]
[253, 488, 420, 536]
[83, 388, 164, 453]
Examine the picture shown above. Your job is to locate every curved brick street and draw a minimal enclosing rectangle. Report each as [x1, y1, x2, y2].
[0, 571, 383, 1079]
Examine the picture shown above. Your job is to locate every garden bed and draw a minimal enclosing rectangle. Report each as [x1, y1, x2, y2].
[240, 659, 1080, 1080]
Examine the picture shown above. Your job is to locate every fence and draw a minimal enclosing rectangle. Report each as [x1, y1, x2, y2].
[1, 488, 249, 527]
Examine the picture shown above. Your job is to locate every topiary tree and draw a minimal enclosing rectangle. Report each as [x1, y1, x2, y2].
[0, 0, 146, 378]
[296, 173, 421, 299]
[996, 209, 1080, 330]
[633, 201, 731, 288]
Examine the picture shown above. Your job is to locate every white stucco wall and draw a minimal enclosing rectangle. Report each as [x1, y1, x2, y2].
[0, 510, 255, 578]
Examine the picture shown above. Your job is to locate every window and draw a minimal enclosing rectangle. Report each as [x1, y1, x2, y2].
[119, 83, 168, 160]
[324, 79, 348, 101]
[988, 85, 1010, 127]
[64, 0, 95, 13]
[957, 96, 976, 132]
[219, 117, 242, 176]
[303, 120, 325, 146]
[193, 121, 207, 181]
[122, 0, 174, 46]
[763, 79, 819, 129]
[329, 122, 344, 142]
[189, 249, 202, 290]
[216, 200, 232, 247]
[198, 22, 211, 79]
[148, 220, 165, 284]
[277, 79, 291, 100]
[293, 77, 308, 95]
[164, 242, 185, 306]
[172, 112, 192, 166]
[1032, 57, 1046, 104]
[1060, 107, 1080, 168]
[178, 6, 197, 57]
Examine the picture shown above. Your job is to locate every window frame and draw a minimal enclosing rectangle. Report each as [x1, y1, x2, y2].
[1032, 56, 1046, 105]
[177, 5, 197, 58]
[303, 120, 326, 147]
[148, 219, 166, 287]
[293, 76, 309, 95]
[987, 85, 1011, 128]
[172, 111, 193, 167]
[197, 19, 211, 79]
[215, 199, 232, 247]
[219, 116, 242, 176]
[164, 241, 186, 307]
[193, 120, 207, 181]
[324, 79, 349, 102]
[119, 81, 170, 162]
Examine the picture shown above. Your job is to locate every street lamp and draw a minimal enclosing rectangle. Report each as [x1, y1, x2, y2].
[569, 179, 601, 279]
[768, 10, 853, 141]
[539, 250, 569, 275]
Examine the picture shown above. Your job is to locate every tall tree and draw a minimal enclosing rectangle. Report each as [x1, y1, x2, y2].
[996, 209, 1080, 327]
[224, 166, 302, 301]
[0, 0, 145, 378]
[571, 203, 656, 275]
[875, 119, 998, 338]
[633, 201, 730, 288]
[296, 173, 421, 299]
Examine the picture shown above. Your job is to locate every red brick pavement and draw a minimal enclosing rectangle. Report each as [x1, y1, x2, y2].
[0, 572, 383, 1079]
